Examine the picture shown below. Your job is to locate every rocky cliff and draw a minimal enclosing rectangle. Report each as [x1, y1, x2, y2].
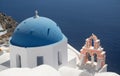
[0, 12, 18, 44]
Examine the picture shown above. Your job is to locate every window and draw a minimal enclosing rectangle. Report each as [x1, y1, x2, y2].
[47, 28, 50, 36]
[37, 56, 44, 66]
[58, 51, 62, 65]
[16, 55, 21, 67]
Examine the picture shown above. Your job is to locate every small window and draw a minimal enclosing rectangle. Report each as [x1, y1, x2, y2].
[16, 55, 21, 67]
[58, 51, 62, 65]
[37, 56, 44, 66]
[47, 28, 50, 36]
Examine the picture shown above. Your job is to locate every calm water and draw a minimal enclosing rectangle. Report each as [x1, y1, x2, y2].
[0, 0, 120, 74]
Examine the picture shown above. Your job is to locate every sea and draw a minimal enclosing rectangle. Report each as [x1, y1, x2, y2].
[0, 0, 120, 74]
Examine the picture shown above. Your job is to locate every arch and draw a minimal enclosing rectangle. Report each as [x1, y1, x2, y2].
[93, 53, 97, 62]
[86, 52, 91, 61]
[16, 54, 21, 67]
[89, 34, 98, 47]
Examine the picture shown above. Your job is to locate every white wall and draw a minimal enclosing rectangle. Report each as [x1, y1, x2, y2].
[10, 46, 28, 68]
[10, 36, 68, 69]
[98, 64, 107, 73]
[59, 66, 91, 76]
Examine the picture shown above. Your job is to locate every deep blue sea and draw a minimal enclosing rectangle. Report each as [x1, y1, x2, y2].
[0, 0, 120, 74]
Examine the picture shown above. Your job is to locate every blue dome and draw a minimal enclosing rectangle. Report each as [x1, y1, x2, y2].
[10, 16, 63, 47]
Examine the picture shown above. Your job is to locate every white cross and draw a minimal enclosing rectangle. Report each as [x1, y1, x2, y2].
[35, 10, 39, 18]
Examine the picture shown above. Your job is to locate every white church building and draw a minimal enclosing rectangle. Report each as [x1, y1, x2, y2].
[0, 11, 119, 76]
[10, 11, 68, 69]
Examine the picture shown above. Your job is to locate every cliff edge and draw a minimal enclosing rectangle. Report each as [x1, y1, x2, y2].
[0, 12, 17, 44]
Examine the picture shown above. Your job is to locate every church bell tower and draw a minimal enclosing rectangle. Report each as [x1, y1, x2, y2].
[79, 34, 107, 73]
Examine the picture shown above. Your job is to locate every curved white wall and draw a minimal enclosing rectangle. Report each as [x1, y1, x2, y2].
[10, 36, 68, 69]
